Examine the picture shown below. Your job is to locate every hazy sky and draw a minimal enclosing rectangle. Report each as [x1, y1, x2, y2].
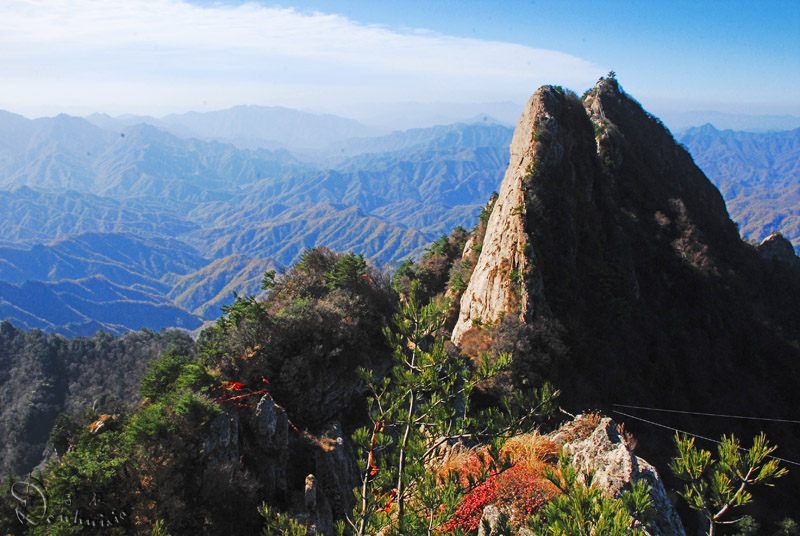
[1, 0, 798, 121]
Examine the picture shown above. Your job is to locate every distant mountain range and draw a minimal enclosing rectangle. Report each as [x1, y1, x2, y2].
[86, 105, 385, 151]
[0, 108, 514, 335]
[0, 231, 273, 335]
[662, 110, 800, 133]
[0, 104, 797, 336]
[678, 124, 800, 250]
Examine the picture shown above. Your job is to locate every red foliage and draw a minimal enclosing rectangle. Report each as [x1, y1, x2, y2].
[444, 478, 497, 533]
[492, 465, 549, 517]
[209, 377, 270, 408]
[443, 464, 550, 534]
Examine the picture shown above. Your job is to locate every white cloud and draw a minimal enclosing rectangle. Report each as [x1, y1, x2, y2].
[0, 0, 601, 116]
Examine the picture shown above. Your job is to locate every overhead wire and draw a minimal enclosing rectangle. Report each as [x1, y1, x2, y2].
[611, 409, 800, 468]
[612, 403, 800, 424]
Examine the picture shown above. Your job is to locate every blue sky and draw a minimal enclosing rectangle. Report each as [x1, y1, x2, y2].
[1, 0, 798, 122]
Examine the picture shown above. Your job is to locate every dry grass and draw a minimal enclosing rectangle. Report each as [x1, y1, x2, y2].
[553, 411, 603, 447]
[615, 421, 638, 451]
[501, 431, 558, 466]
[434, 431, 560, 484]
[434, 443, 487, 485]
[439, 432, 563, 534]
[459, 327, 495, 360]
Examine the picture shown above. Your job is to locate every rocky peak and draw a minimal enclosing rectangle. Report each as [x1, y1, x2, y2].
[759, 232, 799, 267]
[450, 87, 560, 344]
[450, 78, 796, 405]
[586, 77, 737, 247]
[452, 77, 747, 348]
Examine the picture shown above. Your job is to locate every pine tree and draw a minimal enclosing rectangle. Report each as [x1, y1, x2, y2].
[258, 503, 309, 536]
[531, 450, 653, 536]
[344, 281, 559, 535]
[669, 432, 787, 536]
[325, 252, 368, 291]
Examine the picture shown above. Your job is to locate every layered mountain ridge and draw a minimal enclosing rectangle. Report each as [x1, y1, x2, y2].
[2, 98, 799, 338]
[678, 124, 800, 250]
[0, 114, 512, 334]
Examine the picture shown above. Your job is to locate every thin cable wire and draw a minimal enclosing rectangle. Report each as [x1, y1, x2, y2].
[612, 403, 800, 424]
[612, 409, 800, 468]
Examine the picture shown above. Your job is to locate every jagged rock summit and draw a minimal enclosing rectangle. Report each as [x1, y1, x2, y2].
[451, 76, 800, 434]
[453, 77, 739, 345]
[450, 88, 552, 343]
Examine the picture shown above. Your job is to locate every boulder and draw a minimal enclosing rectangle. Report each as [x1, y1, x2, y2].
[555, 415, 686, 536]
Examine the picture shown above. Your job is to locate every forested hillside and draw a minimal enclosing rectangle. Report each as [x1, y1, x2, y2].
[0, 323, 193, 475]
[679, 125, 800, 252]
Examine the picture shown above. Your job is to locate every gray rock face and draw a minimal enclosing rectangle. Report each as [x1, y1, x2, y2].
[251, 394, 291, 499]
[451, 89, 553, 344]
[202, 412, 239, 466]
[759, 232, 799, 267]
[314, 421, 359, 518]
[255, 393, 290, 453]
[555, 416, 686, 536]
[477, 504, 534, 536]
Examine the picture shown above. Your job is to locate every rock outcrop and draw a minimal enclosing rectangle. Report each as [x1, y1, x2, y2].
[202, 412, 240, 467]
[759, 232, 800, 268]
[451, 90, 552, 344]
[313, 421, 359, 521]
[254, 392, 290, 453]
[450, 78, 800, 521]
[553, 415, 685, 536]
[470, 415, 685, 536]
[251, 394, 291, 500]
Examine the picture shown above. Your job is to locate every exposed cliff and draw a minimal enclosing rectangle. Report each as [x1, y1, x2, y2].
[451, 92, 551, 343]
[454, 76, 800, 397]
[452, 78, 800, 519]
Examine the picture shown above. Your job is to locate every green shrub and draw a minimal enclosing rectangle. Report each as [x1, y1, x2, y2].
[140, 350, 193, 401]
[325, 252, 368, 291]
[174, 392, 219, 423]
[128, 402, 173, 441]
